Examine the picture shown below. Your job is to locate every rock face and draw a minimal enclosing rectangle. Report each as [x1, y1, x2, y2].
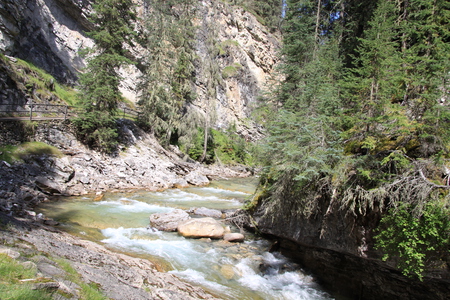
[0, 0, 93, 84]
[149, 209, 190, 232]
[0, 0, 279, 136]
[177, 217, 225, 239]
[192, 0, 280, 140]
[252, 195, 450, 300]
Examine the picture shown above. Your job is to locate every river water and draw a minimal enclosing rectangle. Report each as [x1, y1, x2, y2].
[37, 178, 333, 300]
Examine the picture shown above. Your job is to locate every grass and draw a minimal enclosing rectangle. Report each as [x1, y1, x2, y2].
[54, 258, 108, 300]
[0, 142, 63, 164]
[0, 253, 53, 300]
[13, 56, 79, 106]
[222, 63, 242, 79]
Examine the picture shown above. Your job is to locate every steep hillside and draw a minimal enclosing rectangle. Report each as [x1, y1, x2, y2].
[0, 0, 279, 136]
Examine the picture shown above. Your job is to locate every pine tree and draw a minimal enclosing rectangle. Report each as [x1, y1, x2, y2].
[138, 0, 196, 145]
[74, 0, 137, 153]
[261, 0, 343, 188]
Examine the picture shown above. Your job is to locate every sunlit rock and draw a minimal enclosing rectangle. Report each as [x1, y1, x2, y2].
[177, 217, 225, 239]
[190, 207, 223, 218]
[223, 233, 244, 243]
[149, 209, 190, 232]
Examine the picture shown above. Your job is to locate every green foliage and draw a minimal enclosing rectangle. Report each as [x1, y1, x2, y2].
[138, 0, 197, 144]
[0, 54, 78, 105]
[73, 111, 118, 153]
[222, 63, 242, 79]
[187, 127, 215, 163]
[376, 202, 450, 280]
[0, 142, 62, 164]
[231, 0, 283, 32]
[212, 128, 250, 165]
[0, 254, 53, 300]
[256, 0, 450, 280]
[75, 0, 136, 153]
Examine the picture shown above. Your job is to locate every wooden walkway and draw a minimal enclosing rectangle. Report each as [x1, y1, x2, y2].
[0, 104, 141, 122]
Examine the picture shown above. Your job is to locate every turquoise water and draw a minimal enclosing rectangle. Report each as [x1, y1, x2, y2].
[37, 177, 332, 300]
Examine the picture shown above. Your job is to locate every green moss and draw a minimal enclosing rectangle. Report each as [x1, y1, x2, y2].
[0, 55, 79, 106]
[217, 40, 240, 56]
[222, 63, 242, 79]
[0, 142, 63, 164]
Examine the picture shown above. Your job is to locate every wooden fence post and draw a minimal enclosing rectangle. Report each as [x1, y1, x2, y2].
[29, 103, 33, 121]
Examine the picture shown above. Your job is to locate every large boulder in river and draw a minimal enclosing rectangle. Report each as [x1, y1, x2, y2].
[149, 209, 190, 232]
[190, 207, 223, 218]
[177, 217, 225, 239]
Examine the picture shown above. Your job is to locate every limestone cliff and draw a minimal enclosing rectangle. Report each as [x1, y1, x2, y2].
[0, 0, 280, 136]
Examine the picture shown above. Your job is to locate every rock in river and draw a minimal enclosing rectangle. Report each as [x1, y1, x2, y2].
[149, 209, 190, 232]
[177, 217, 225, 239]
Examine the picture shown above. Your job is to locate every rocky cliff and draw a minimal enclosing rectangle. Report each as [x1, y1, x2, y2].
[0, 0, 279, 135]
[251, 191, 450, 300]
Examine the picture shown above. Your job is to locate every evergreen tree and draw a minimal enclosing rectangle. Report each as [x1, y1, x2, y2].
[257, 0, 450, 279]
[138, 0, 196, 145]
[74, 0, 137, 153]
[261, 0, 343, 194]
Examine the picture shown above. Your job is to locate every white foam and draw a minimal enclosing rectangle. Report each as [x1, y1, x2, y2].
[93, 199, 173, 213]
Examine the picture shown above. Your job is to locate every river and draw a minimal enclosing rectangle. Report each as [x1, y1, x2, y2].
[37, 177, 333, 300]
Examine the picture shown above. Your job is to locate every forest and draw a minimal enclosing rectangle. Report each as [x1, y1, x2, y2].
[258, 0, 450, 280]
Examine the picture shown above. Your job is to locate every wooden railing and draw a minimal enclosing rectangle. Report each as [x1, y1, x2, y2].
[0, 103, 141, 121]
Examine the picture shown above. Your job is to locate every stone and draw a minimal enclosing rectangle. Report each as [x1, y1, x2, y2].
[184, 171, 209, 186]
[0, 247, 20, 259]
[177, 217, 225, 239]
[35, 176, 62, 195]
[223, 233, 245, 243]
[220, 264, 235, 280]
[149, 209, 190, 232]
[172, 178, 189, 188]
[191, 207, 223, 219]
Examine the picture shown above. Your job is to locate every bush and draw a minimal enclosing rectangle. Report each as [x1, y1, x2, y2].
[72, 111, 118, 153]
[375, 201, 450, 280]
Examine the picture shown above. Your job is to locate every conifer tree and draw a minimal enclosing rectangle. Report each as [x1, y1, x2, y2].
[74, 0, 137, 153]
[261, 0, 343, 190]
[138, 0, 196, 145]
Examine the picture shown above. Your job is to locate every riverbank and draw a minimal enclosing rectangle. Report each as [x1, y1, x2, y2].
[0, 211, 221, 299]
[0, 119, 252, 216]
[0, 119, 254, 299]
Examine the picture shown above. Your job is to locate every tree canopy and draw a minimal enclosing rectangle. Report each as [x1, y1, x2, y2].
[259, 0, 450, 279]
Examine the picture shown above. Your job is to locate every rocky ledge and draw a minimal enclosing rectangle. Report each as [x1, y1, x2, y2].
[0, 119, 252, 216]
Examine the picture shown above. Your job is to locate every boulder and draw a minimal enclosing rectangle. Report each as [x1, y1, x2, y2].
[223, 233, 245, 243]
[149, 209, 190, 232]
[184, 171, 209, 186]
[177, 217, 225, 239]
[191, 207, 223, 218]
[35, 176, 62, 195]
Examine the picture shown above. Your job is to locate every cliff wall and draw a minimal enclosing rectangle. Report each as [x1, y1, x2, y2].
[252, 193, 450, 299]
